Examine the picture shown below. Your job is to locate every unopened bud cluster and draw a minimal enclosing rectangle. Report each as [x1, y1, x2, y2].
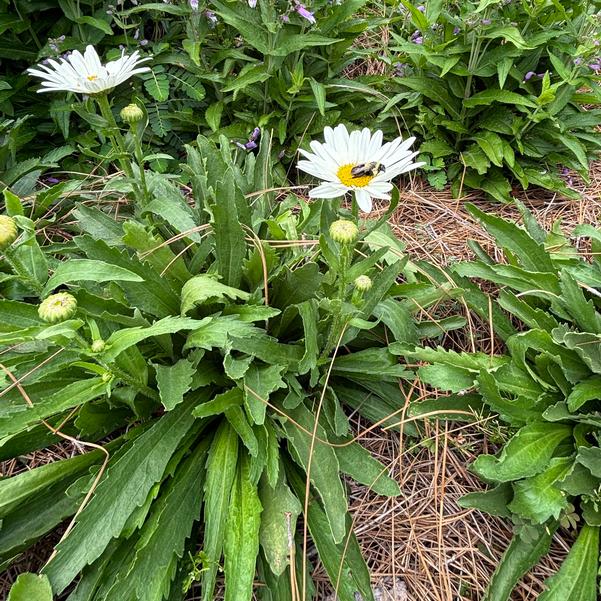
[0, 215, 18, 250]
[120, 103, 144, 124]
[38, 292, 78, 323]
[329, 219, 358, 244]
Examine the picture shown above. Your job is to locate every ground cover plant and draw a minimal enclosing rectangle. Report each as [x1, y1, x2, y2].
[404, 207, 601, 600]
[384, 0, 601, 200]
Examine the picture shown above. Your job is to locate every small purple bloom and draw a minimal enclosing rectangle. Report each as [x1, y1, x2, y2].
[250, 127, 261, 142]
[481, 18, 491, 25]
[248, 0, 257, 6]
[417, 5, 425, 12]
[523, 71, 536, 81]
[281, 14, 290, 22]
[574, 57, 583, 66]
[189, 0, 198, 9]
[411, 30, 423, 44]
[205, 10, 217, 25]
[594, 40, 600, 46]
[589, 62, 601, 71]
[295, 3, 316, 24]
[46, 177, 60, 184]
[244, 141, 258, 151]
[139, 39, 149, 46]
[453, 26, 461, 34]
[394, 62, 408, 76]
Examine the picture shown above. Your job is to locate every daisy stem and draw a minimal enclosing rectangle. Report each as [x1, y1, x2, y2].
[130, 127, 150, 204]
[95, 94, 136, 183]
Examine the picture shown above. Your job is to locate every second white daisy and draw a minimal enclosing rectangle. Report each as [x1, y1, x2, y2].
[297, 124, 424, 213]
[27, 45, 151, 95]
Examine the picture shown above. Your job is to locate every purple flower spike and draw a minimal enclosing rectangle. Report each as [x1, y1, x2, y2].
[295, 3, 316, 24]
[250, 127, 261, 142]
[523, 71, 536, 81]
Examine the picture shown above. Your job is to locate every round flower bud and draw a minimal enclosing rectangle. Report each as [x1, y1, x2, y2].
[329, 219, 358, 244]
[38, 292, 78, 323]
[354, 275, 372, 292]
[120, 103, 144, 124]
[91, 339, 106, 353]
[0, 215, 18, 250]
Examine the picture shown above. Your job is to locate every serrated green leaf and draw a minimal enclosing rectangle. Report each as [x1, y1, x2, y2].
[259, 467, 301, 577]
[283, 403, 347, 544]
[7, 573, 52, 601]
[335, 440, 400, 497]
[472, 422, 572, 482]
[202, 421, 239, 601]
[508, 458, 572, 523]
[43, 400, 197, 593]
[224, 454, 262, 601]
[483, 526, 555, 601]
[538, 524, 599, 601]
[101, 316, 202, 362]
[155, 359, 195, 411]
[181, 275, 249, 315]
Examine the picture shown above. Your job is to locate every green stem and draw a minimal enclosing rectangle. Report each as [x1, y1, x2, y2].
[131, 128, 150, 204]
[95, 94, 135, 180]
[4, 249, 44, 295]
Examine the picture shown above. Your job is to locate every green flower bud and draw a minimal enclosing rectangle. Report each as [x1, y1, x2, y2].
[0, 215, 18, 250]
[120, 103, 144, 124]
[354, 275, 372, 292]
[91, 339, 106, 353]
[329, 219, 358, 244]
[38, 292, 77, 323]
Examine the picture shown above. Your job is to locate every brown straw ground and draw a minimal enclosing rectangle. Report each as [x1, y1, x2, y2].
[1, 166, 599, 600]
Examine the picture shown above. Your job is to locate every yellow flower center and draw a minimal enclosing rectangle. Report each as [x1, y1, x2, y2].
[337, 164, 374, 188]
[87, 74, 98, 81]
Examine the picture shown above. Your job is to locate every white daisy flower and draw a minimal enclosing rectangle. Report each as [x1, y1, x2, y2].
[297, 124, 424, 213]
[27, 45, 151, 95]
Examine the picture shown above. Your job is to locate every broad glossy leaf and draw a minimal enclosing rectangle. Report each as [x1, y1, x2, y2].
[102, 316, 202, 362]
[335, 440, 400, 497]
[508, 458, 572, 523]
[472, 422, 572, 482]
[243, 363, 286, 425]
[42, 259, 143, 295]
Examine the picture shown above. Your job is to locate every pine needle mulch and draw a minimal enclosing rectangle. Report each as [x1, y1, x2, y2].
[324, 167, 600, 601]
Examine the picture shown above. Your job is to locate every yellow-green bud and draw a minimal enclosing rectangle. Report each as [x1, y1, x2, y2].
[329, 219, 358, 244]
[354, 275, 372, 292]
[102, 371, 113, 383]
[91, 339, 106, 353]
[38, 292, 78, 323]
[0, 215, 18, 250]
[120, 103, 144, 124]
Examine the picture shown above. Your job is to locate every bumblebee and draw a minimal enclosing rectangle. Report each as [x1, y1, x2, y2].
[351, 161, 386, 178]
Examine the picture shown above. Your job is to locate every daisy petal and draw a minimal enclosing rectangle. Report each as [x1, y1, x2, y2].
[354, 189, 373, 213]
[309, 182, 348, 199]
